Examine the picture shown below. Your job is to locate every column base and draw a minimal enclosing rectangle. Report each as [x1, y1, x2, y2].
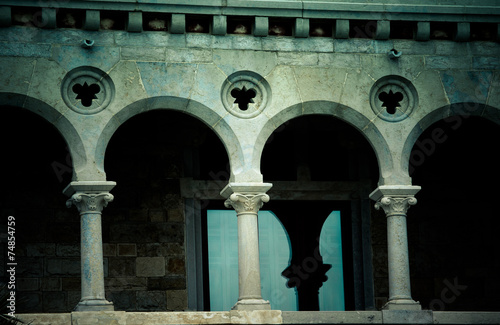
[232, 298, 271, 310]
[75, 299, 114, 312]
[383, 299, 421, 310]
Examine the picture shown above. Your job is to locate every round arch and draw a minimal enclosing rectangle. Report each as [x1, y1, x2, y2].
[0, 92, 86, 180]
[96, 96, 243, 181]
[402, 103, 500, 177]
[255, 101, 389, 184]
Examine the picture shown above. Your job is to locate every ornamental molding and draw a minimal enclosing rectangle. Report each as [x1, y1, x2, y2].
[374, 196, 417, 217]
[370, 75, 418, 123]
[66, 192, 114, 214]
[224, 193, 270, 215]
[61, 66, 115, 115]
[221, 71, 271, 119]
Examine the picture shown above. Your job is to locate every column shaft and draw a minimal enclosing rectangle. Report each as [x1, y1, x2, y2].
[80, 212, 106, 301]
[237, 211, 262, 300]
[386, 213, 412, 301]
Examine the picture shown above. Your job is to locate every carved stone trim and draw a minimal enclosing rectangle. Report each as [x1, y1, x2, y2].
[66, 192, 114, 214]
[221, 71, 271, 119]
[61, 66, 115, 115]
[374, 196, 417, 217]
[224, 193, 270, 215]
[370, 75, 418, 122]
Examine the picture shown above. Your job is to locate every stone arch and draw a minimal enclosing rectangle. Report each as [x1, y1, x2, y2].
[255, 101, 389, 184]
[97, 96, 242, 181]
[402, 102, 500, 177]
[0, 92, 86, 180]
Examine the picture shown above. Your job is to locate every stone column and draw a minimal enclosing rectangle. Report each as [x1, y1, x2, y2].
[64, 181, 116, 311]
[370, 185, 421, 310]
[221, 183, 272, 310]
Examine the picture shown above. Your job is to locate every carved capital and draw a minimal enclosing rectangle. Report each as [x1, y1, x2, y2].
[374, 196, 417, 217]
[224, 193, 270, 215]
[66, 192, 114, 214]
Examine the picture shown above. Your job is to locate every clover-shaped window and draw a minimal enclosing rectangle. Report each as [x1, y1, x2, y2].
[378, 90, 404, 115]
[72, 82, 101, 107]
[230, 86, 257, 111]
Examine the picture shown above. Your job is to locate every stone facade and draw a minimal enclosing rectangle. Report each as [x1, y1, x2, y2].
[1, 0, 500, 324]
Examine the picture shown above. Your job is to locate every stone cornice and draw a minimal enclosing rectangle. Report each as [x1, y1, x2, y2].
[2, 1, 500, 22]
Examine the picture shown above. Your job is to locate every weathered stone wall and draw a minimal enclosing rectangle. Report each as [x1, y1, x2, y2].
[1, 1, 500, 315]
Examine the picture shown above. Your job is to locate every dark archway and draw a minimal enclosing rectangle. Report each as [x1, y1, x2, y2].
[1, 106, 74, 313]
[408, 116, 500, 311]
[260, 114, 379, 311]
[103, 109, 229, 311]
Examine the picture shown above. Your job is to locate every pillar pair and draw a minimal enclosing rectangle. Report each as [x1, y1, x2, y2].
[223, 183, 422, 311]
[65, 181, 273, 312]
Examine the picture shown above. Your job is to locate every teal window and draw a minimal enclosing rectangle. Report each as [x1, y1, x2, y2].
[207, 210, 344, 311]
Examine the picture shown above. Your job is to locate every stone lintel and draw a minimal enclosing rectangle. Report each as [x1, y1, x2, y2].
[369, 185, 421, 202]
[220, 182, 273, 199]
[63, 181, 117, 197]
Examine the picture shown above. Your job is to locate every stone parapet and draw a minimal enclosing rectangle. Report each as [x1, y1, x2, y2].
[1, 1, 499, 21]
[15, 311, 500, 324]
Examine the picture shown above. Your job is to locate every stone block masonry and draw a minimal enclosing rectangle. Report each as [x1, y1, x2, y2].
[14, 310, 500, 324]
[1, 0, 500, 320]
